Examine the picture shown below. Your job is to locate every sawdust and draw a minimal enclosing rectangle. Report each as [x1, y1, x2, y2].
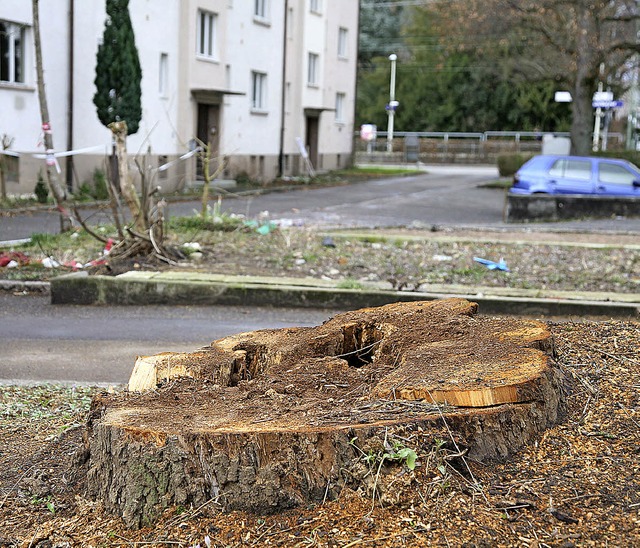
[0, 317, 638, 546]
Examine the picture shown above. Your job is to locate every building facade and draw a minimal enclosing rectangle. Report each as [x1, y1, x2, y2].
[0, 0, 359, 196]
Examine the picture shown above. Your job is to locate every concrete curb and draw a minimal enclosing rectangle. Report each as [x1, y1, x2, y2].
[0, 279, 50, 293]
[49, 271, 640, 318]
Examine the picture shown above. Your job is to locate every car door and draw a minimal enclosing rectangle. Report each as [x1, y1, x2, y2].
[547, 158, 594, 194]
[596, 161, 640, 196]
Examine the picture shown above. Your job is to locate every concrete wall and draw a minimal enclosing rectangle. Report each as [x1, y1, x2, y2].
[504, 193, 640, 222]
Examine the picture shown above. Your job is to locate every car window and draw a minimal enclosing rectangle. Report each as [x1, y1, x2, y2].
[548, 159, 565, 177]
[565, 160, 591, 180]
[598, 163, 637, 185]
[548, 159, 591, 180]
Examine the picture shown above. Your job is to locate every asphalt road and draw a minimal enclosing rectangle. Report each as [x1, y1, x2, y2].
[3, 165, 640, 241]
[0, 293, 342, 386]
[2, 165, 639, 385]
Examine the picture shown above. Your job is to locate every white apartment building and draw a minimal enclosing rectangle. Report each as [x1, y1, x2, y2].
[0, 0, 359, 196]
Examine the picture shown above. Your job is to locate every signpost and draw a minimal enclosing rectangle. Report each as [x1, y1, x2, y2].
[592, 89, 623, 152]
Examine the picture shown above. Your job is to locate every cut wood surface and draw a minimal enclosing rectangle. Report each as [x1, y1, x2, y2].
[84, 298, 566, 528]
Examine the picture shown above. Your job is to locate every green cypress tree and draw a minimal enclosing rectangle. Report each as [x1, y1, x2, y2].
[93, 0, 142, 135]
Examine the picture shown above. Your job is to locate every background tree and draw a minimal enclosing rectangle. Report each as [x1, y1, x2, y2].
[93, 0, 146, 236]
[429, 0, 640, 154]
[93, 0, 142, 136]
[88, 0, 175, 264]
[393, 3, 571, 133]
[356, 0, 639, 152]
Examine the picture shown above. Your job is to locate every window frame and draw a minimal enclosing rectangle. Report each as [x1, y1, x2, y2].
[254, 0, 269, 20]
[307, 52, 319, 87]
[310, 0, 322, 14]
[159, 52, 168, 97]
[337, 27, 348, 58]
[335, 92, 346, 123]
[196, 9, 217, 60]
[251, 70, 267, 112]
[0, 20, 26, 84]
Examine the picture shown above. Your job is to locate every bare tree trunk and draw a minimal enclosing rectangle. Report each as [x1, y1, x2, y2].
[109, 121, 145, 233]
[32, 0, 72, 231]
[198, 140, 226, 219]
[570, 4, 597, 156]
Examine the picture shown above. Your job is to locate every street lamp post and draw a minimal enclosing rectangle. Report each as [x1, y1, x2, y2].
[386, 53, 398, 153]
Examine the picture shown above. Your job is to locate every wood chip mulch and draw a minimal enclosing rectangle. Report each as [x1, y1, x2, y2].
[0, 319, 638, 547]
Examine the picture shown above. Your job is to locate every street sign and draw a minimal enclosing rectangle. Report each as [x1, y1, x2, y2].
[593, 91, 614, 102]
[592, 100, 624, 109]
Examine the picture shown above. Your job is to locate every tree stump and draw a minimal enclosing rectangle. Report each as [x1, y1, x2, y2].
[82, 298, 566, 528]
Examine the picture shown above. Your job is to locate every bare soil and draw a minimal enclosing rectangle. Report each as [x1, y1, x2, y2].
[165, 226, 640, 295]
[2, 226, 639, 296]
[1, 312, 638, 547]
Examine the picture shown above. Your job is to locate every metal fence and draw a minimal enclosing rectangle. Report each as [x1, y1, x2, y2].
[355, 131, 625, 165]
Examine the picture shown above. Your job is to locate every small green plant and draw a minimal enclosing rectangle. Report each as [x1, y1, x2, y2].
[30, 495, 56, 514]
[92, 168, 109, 200]
[235, 171, 255, 186]
[350, 432, 419, 511]
[337, 278, 364, 290]
[34, 172, 49, 203]
[170, 199, 244, 233]
[350, 435, 418, 472]
[75, 182, 94, 201]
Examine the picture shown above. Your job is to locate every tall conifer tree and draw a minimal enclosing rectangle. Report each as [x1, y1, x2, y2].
[93, 0, 142, 135]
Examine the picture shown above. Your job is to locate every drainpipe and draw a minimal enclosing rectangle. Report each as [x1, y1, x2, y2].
[352, 3, 362, 167]
[65, 0, 74, 192]
[277, 0, 289, 178]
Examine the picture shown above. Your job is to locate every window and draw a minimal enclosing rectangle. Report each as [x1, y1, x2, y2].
[335, 93, 345, 123]
[338, 27, 348, 58]
[197, 10, 217, 59]
[251, 71, 267, 111]
[159, 53, 168, 96]
[0, 21, 25, 84]
[599, 162, 637, 185]
[549, 159, 590, 180]
[307, 52, 319, 86]
[254, 0, 268, 19]
[310, 0, 322, 13]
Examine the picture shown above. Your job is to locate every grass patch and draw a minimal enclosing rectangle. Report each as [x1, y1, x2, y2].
[0, 384, 98, 436]
[479, 179, 513, 189]
[337, 166, 424, 177]
[337, 278, 364, 290]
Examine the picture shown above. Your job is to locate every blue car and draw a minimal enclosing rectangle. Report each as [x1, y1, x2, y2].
[510, 155, 640, 196]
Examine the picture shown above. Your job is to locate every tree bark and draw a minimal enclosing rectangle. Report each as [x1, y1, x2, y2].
[109, 121, 145, 233]
[571, 4, 598, 155]
[32, 0, 71, 231]
[82, 299, 567, 528]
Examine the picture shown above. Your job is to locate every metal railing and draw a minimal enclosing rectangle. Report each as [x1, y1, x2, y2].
[354, 130, 625, 164]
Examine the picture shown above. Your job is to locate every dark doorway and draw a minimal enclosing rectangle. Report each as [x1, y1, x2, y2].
[196, 103, 220, 179]
[305, 115, 319, 171]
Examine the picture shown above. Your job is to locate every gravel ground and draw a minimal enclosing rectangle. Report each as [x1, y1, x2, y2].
[2, 223, 638, 298]
[165, 226, 640, 295]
